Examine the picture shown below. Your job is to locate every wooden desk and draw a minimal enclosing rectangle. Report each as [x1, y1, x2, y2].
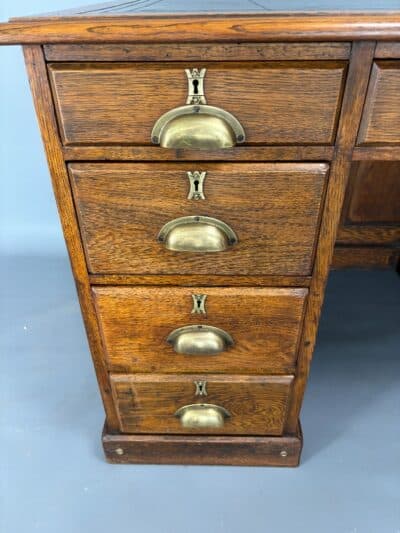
[1, 0, 399, 466]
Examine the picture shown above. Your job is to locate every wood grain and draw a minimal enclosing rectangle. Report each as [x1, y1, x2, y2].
[89, 274, 311, 286]
[336, 226, 400, 245]
[63, 145, 335, 162]
[49, 61, 346, 146]
[110, 373, 294, 435]
[353, 146, 400, 160]
[44, 42, 351, 62]
[285, 41, 377, 433]
[376, 41, 400, 58]
[332, 246, 399, 269]
[22, 45, 119, 431]
[2, 14, 400, 45]
[103, 427, 303, 466]
[69, 162, 328, 276]
[93, 286, 307, 374]
[357, 61, 400, 145]
[343, 161, 400, 224]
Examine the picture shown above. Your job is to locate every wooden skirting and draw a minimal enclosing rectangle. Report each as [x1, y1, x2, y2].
[102, 424, 303, 467]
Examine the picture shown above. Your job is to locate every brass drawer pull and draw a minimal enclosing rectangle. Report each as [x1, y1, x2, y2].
[157, 215, 238, 253]
[151, 68, 245, 150]
[175, 404, 230, 429]
[167, 325, 234, 355]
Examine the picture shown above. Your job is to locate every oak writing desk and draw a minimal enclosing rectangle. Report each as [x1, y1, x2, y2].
[1, 0, 399, 466]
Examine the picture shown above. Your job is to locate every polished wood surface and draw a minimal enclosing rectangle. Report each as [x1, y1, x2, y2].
[353, 146, 400, 160]
[344, 162, 400, 223]
[358, 61, 400, 146]
[22, 45, 120, 431]
[44, 42, 351, 62]
[103, 426, 303, 466]
[110, 373, 294, 435]
[69, 162, 328, 276]
[285, 42, 376, 433]
[93, 286, 307, 374]
[3, 14, 400, 45]
[63, 145, 335, 162]
[89, 274, 311, 286]
[5, 1, 400, 466]
[49, 61, 345, 146]
[376, 42, 400, 58]
[337, 225, 400, 245]
[335, 161, 400, 267]
[332, 246, 399, 269]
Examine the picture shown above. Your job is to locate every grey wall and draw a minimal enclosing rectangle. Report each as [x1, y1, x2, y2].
[0, 1, 81, 256]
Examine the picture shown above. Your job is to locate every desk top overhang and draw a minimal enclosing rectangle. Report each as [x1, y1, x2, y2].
[1, 0, 400, 44]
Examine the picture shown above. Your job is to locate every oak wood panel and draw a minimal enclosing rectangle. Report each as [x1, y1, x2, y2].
[2, 14, 400, 45]
[103, 426, 302, 466]
[357, 61, 400, 145]
[343, 161, 400, 223]
[69, 162, 328, 276]
[44, 42, 351, 62]
[285, 42, 377, 433]
[110, 374, 293, 435]
[337, 226, 400, 245]
[49, 61, 346, 146]
[353, 146, 400, 160]
[332, 246, 399, 269]
[22, 45, 119, 431]
[93, 286, 307, 374]
[63, 145, 335, 162]
[89, 274, 311, 286]
[376, 42, 400, 58]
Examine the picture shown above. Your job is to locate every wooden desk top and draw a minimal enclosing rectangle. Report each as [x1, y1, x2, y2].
[1, 0, 400, 44]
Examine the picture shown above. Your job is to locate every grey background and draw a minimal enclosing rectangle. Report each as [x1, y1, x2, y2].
[1, 1, 400, 532]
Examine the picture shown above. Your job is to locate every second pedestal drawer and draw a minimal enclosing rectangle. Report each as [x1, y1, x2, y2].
[70, 162, 328, 276]
[93, 286, 307, 374]
[110, 374, 294, 435]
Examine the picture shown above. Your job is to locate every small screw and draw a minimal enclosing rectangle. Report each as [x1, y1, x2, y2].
[193, 106, 200, 113]
[152, 136, 159, 144]
[194, 216, 200, 222]
[115, 448, 124, 456]
[280, 450, 288, 457]
[237, 134, 244, 142]
[158, 236, 164, 242]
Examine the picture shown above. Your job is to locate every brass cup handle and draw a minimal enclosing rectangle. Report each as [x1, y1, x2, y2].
[167, 325, 234, 355]
[151, 105, 246, 150]
[157, 216, 238, 253]
[175, 403, 231, 429]
[151, 67, 245, 150]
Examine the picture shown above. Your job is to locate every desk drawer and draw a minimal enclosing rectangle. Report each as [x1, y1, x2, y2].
[93, 286, 307, 374]
[49, 61, 346, 146]
[70, 162, 328, 276]
[358, 61, 400, 145]
[110, 374, 293, 435]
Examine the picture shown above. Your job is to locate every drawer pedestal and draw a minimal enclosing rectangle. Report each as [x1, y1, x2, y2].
[3, 3, 398, 466]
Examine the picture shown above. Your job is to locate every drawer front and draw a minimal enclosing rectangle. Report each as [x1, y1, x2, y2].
[358, 61, 400, 145]
[93, 286, 307, 374]
[49, 61, 346, 146]
[70, 162, 328, 276]
[110, 374, 293, 435]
